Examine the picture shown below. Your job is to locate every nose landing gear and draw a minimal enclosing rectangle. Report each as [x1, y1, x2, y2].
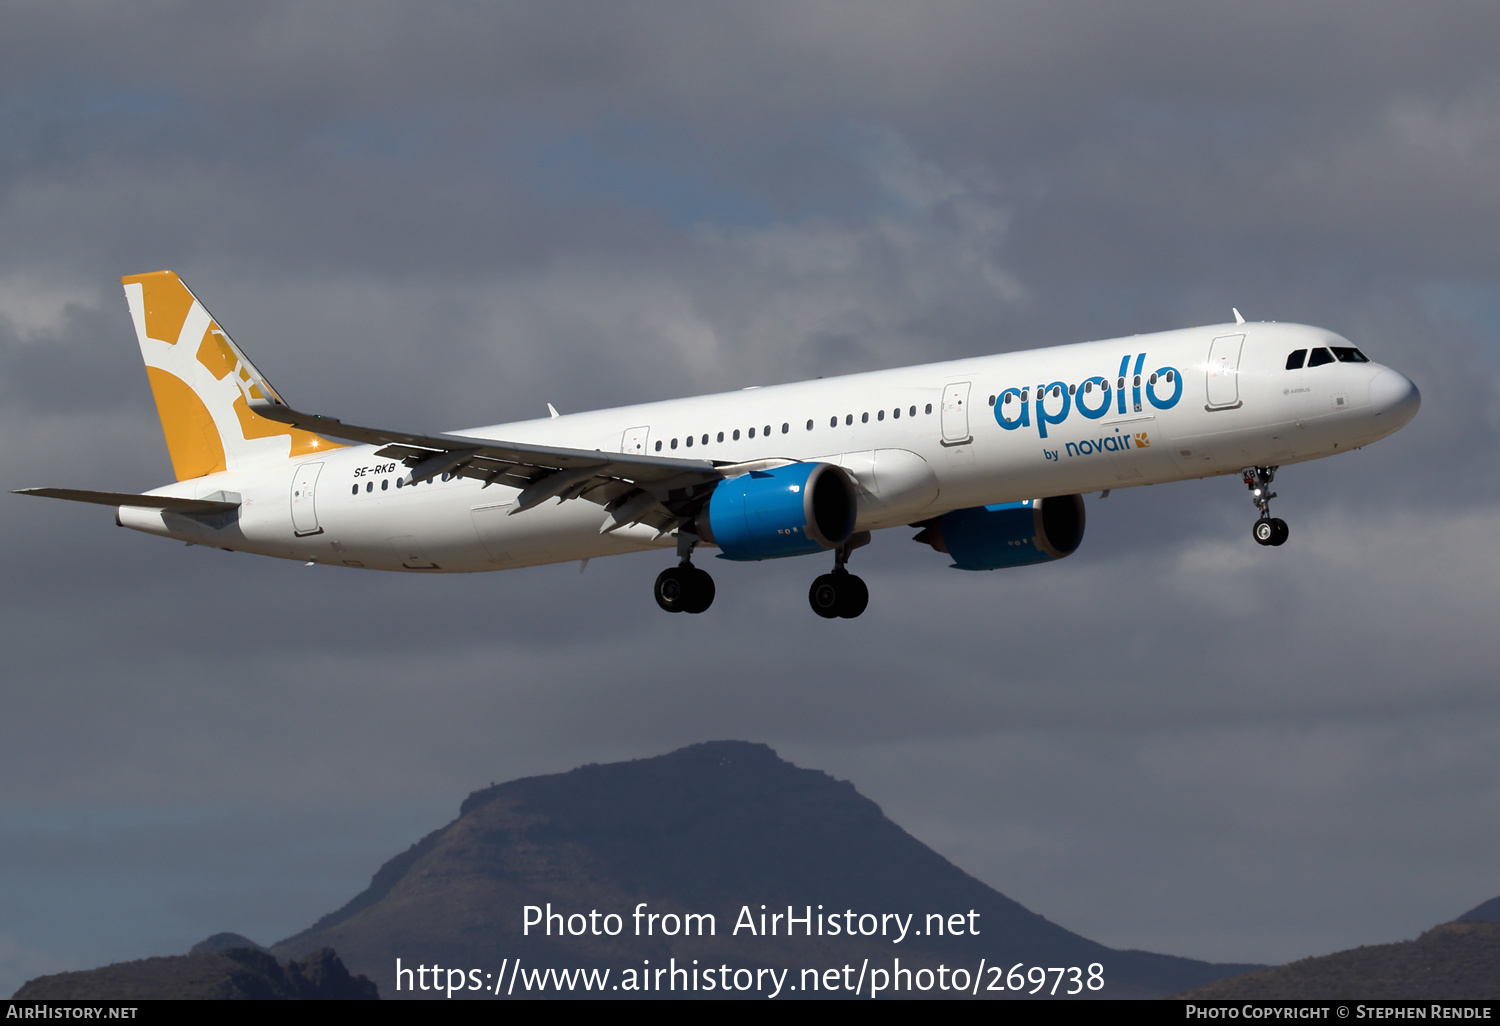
[809, 532, 871, 619]
[1243, 466, 1289, 547]
[655, 531, 715, 613]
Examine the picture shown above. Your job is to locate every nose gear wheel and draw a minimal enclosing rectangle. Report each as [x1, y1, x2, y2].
[1252, 517, 1289, 546]
[1243, 467, 1289, 547]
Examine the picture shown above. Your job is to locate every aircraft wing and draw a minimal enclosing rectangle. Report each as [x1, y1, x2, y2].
[251, 401, 724, 535]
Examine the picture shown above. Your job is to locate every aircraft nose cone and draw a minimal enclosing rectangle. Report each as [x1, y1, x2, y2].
[1369, 367, 1420, 427]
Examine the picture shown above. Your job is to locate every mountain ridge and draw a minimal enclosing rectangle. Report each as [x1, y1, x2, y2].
[272, 740, 1257, 998]
[1177, 920, 1500, 1000]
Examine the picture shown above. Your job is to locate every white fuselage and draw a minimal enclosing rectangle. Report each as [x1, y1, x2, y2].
[118, 322, 1420, 572]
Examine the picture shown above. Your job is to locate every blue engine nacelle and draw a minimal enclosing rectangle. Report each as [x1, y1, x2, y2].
[912, 495, 1086, 570]
[698, 463, 857, 561]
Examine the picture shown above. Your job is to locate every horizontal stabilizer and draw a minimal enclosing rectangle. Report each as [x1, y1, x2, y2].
[14, 488, 239, 513]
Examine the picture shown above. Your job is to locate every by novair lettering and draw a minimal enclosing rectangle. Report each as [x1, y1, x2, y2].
[1065, 427, 1150, 457]
[995, 354, 1183, 438]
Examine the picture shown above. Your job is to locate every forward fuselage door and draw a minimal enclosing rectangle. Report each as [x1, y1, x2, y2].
[1205, 334, 1245, 410]
[941, 381, 973, 445]
[290, 461, 324, 536]
[621, 426, 651, 455]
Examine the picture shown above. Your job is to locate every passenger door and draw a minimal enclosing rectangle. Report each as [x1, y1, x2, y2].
[940, 382, 973, 445]
[1205, 334, 1245, 410]
[290, 462, 324, 536]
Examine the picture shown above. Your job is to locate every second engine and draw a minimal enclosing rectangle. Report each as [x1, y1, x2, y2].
[913, 494, 1086, 570]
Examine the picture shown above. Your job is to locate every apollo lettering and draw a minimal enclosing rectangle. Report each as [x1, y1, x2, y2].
[994, 353, 1184, 438]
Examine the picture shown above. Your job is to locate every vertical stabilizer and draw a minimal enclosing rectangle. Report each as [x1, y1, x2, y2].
[120, 271, 344, 481]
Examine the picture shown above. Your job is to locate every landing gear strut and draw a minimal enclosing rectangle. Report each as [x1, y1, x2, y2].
[809, 532, 871, 619]
[655, 531, 715, 614]
[1243, 466, 1289, 547]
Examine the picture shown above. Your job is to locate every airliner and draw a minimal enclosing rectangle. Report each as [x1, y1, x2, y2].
[18, 271, 1420, 618]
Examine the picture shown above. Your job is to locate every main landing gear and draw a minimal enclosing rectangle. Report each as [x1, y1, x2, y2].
[652, 531, 875, 618]
[809, 532, 871, 619]
[655, 532, 715, 614]
[1243, 466, 1289, 547]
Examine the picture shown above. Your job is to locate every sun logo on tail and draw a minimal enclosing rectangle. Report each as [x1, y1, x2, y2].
[122, 271, 342, 481]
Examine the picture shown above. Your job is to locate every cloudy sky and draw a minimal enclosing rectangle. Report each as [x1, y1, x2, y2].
[2, 1, 1498, 992]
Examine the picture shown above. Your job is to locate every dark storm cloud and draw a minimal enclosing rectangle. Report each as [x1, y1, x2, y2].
[8, 2, 1500, 278]
[1, 1, 1498, 992]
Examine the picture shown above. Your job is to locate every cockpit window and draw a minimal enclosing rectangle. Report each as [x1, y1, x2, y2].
[1286, 349, 1307, 370]
[1307, 347, 1334, 367]
[1331, 347, 1369, 363]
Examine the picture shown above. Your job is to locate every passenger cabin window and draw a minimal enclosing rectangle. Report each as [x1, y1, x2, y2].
[1307, 347, 1334, 367]
[1286, 349, 1307, 370]
[1332, 347, 1369, 363]
[655, 440, 662, 451]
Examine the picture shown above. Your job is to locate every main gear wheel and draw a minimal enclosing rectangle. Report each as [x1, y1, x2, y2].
[809, 569, 868, 619]
[654, 565, 715, 613]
